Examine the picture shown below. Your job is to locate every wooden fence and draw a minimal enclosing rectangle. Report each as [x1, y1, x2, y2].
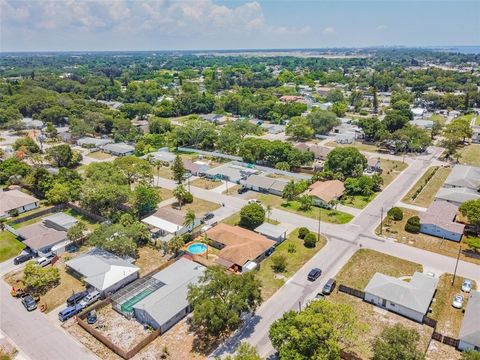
[77, 298, 161, 359]
[338, 284, 365, 299]
[8, 204, 64, 225]
[431, 331, 459, 348]
[423, 316, 438, 328]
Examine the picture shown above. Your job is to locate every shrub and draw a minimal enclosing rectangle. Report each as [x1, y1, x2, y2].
[271, 255, 288, 273]
[23, 261, 60, 295]
[287, 243, 297, 253]
[304, 233, 317, 248]
[9, 209, 19, 217]
[239, 203, 266, 230]
[387, 207, 403, 221]
[184, 192, 194, 204]
[298, 227, 310, 239]
[405, 216, 420, 233]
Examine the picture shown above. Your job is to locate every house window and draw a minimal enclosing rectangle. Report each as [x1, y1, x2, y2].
[390, 302, 395, 307]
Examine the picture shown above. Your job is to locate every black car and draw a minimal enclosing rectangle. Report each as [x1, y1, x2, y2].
[21, 294, 37, 311]
[13, 253, 33, 265]
[307, 268, 322, 281]
[203, 212, 215, 221]
[322, 278, 336, 295]
[237, 187, 248, 194]
[87, 310, 98, 324]
[67, 290, 89, 306]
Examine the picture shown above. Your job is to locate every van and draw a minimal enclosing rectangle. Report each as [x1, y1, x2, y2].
[79, 291, 100, 308]
[321, 278, 336, 295]
[58, 304, 82, 322]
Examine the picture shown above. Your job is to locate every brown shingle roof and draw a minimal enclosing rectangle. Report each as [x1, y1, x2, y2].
[18, 223, 67, 251]
[307, 180, 345, 203]
[0, 190, 38, 215]
[206, 224, 275, 267]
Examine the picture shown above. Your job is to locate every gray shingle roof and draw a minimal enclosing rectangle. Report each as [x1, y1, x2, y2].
[459, 290, 480, 347]
[444, 165, 480, 190]
[102, 142, 134, 154]
[435, 187, 480, 204]
[365, 272, 438, 314]
[254, 223, 288, 239]
[42, 212, 78, 230]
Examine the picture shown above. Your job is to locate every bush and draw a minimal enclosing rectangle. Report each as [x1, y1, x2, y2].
[287, 243, 297, 253]
[271, 255, 288, 273]
[387, 207, 403, 221]
[405, 216, 420, 233]
[239, 203, 266, 230]
[304, 232, 317, 248]
[298, 227, 310, 239]
[184, 192, 194, 204]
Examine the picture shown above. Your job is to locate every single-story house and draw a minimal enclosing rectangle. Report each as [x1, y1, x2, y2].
[142, 207, 201, 241]
[364, 272, 439, 323]
[0, 190, 39, 218]
[458, 290, 480, 352]
[254, 223, 288, 243]
[308, 144, 332, 160]
[206, 224, 276, 273]
[306, 180, 345, 207]
[443, 165, 480, 191]
[412, 107, 427, 119]
[205, 163, 257, 183]
[260, 123, 285, 134]
[183, 159, 209, 176]
[409, 119, 434, 129]
[149, 149, 176, 166]
[472, 126, 480, 144]
[101, 142, 135, 156]
[42, 212, 78, 231]
[240, 174, 289, 196]
[133, 258, 206, 333]
[66, 248, 139, 297]
[21, 118, 44, 129]
[17, 223, 68, 256]
[435, 187, 480, 207]
[199, 114, 223, 124]
[419, 201, 465, 242]
[366, 157, 382, 173]
[76, 137, 113, 148]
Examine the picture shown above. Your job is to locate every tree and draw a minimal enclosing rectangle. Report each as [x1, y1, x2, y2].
[331, 102, 348, 117]
[113, 156, 153, 187]
[265, 205, 273, 222]
[324, 147, 367, 178]
[67, 222, 87, 247]
[405, 216, 420, 233]
[387, 207, 403, 221]
[239, 203, 265, 230]
[166, 235, 185, 256]
[0, 158, 31, 184]
[173, 185, 193, 208]
[344, 176, 376, 197]
[183, 209, 196, 231]
[298, 194, 313, 211]
[133, 184, 160, 217]
[304, 232, 317, 248]
[459, 199, 480, 232]
[384, 109, 409, 132]
[80, 182, 130, 218]
[269, 300, 366, 360]
[465, 237, 480, 254]
[23, 261, 60, 295]
[372, 324, 425, 360]
[13, 137, 40, 154]
[88, 223, 139, 257]
[286, 116, 314, 141]
[307, 109, 340, 135]
[45, 182, 71, 204]
[188, 266, 262, 340]
[172, 155, 186, 184]
[46, 144, 82, 168]
[224, 342, 261, 360]
[45, 122, 58, 138]
[461, 350, 480, 360]
[149, 117, 172, 134]
[282, 180, 297, 201]
[271, 255, 287, 273]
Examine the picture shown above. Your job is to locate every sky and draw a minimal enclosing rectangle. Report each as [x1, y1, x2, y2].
[1, 0, 479, 52]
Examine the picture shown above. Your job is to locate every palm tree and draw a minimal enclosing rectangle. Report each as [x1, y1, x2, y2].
[167, 236, 185, 257]
[183, 209, 196, 232]
[266, 205, 273, 223]
[173, 185, 188, 209]
[298, 195, 313, 211]
[152, 159, 163, 187]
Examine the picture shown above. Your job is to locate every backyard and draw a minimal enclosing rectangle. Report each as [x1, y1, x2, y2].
[380, 208, 480, 265]
[135, 246, 168, 276]
[458, 144, 480, 167]
[256, 228, 326, 300]
[402, 166, 452, 207]
[328, 249, 429, 358]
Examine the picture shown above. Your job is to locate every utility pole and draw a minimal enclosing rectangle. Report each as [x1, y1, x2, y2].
[452, 244, 462, 286]
[317, 208, 322, 240]
[379, 207, 383, 235]
[298, 301, 302, 312]
[225, 180, 228, 195]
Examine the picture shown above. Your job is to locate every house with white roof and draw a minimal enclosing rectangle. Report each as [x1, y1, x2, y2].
[443, 165, 480, 191]
[0, 189, 39, 218]
[142, 207, 201, 241]
[458, 290, 480, 352]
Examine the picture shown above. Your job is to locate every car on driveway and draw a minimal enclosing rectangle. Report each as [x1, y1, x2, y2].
[202, 212, 215, 221]
[462, 279, 473, 293]
[21, 294, 37, 311]
[237, 187, 248, 194]
[322, 278, 336, 295]
[58, 304, 83, 322]
[67, 290, 89, 307]
[307, 268, 322, 281]
[13, 252, 33, 265]
[79, 291, 100, 308]
[36, 254, 55, 267]
[452, 294, 464, 309]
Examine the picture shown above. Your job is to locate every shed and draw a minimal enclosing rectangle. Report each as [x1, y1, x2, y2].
[254, 223, 288, 243]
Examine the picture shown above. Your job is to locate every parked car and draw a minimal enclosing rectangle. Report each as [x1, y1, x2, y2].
[452, 294, 464, 309]
[79, 291, 100, 308]
[322, 278, 336, 295]
[307, 268, 322, 281]
[248, 199, 261, 205]
[462, 279, 473, 293]
[21, 294, 37, 311]
[315, 293, 326, 300]
[202, 212, 215, 221]
[66, 290, 89, 306]
[237, 187, 248, 194]
[36, 254, 55, 267]
[58, 304, 83, 322]
[87, 310, 97, 325]
[13, 252, 33, 265]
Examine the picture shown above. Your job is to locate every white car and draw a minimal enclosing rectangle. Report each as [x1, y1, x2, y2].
[452, 294, 464, 309]
[79, 291, 100, 308]
[462, 279, 473, 293]
[36, 256, 52, 267]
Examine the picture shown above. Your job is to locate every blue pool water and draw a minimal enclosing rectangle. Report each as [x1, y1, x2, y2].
[187, 243, 207, 255]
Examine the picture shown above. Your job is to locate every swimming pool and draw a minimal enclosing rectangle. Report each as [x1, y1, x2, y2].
[187, 243, 208, 255]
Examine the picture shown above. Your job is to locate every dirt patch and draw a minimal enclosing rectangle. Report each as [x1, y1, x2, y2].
[426, 340, 462, 360]
[135, 246, 168, 276]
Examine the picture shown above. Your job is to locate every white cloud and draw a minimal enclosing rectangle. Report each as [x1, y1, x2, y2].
[375, 25, 387, 31]
[322, 27, 335, 34]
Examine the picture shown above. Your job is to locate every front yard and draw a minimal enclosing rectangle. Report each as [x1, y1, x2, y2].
[380, 208, 480, 265]
[178, 197, 220, 214]
[256, 228, 326, 300]
[222, 212, 279, 226]
[190, 177, 222, 190]
[86, 151, 113, 160]
[0, 230, 25, 262]
[328, 249, 429, 358]
[458, 144, 480, 167]
[379, 158, 408, 188]
[326, 141, 380, 153]
[402, 166, 452, 207]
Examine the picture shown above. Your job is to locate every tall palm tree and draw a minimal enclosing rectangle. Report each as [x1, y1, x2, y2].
[183, 209, 196, 232]
[152, 159, 163, 187]
[266, 205, 273, 222]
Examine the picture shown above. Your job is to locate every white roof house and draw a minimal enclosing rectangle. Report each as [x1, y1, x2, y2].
[444, 165, 480, 190]
[149, 150, 176, 165]
[435, 187, 480, 206]
[0, 190, 39, 218]
[101, 142, 135, 156]
[254, 223, 288, 242]
[66, 248, 139, 295]
[458, 290, 480, 351]
[77, 137, 113, 148]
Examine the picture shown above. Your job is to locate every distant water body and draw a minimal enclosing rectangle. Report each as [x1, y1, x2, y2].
[430, 46, 480, 54]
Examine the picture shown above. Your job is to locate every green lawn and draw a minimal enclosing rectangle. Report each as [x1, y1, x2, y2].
[379, 159, 408, 188]
[341, 194, 377, 209]
[86, 151, 112, 160]
[0, 230, 25, 262]
[458, 144, 480, 167]
[222, 213, 279, 226]
[326, 141, 379, 153]
[256, 228, 326, 300]
[402, 166, 452, 207]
